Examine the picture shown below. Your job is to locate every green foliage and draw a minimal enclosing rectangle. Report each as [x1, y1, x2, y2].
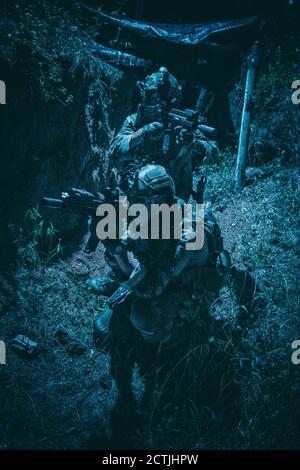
[254, 45, 294, 117]
[1, 1, 118, 104]
[251, 42, 299, 162]
[201, 147, 236, 205]
[14, 206, 62, 267]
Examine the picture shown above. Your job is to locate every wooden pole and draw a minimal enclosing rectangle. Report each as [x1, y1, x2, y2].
[235, 41, 259, 191]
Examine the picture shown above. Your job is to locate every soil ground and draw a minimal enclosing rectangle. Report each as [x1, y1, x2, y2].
[0, 160, 299, 449]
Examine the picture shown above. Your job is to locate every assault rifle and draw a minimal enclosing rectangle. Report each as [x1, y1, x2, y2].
[136, 103, 216, 155]
[41, 188, 119, 253]
[41, 188, 105, 215]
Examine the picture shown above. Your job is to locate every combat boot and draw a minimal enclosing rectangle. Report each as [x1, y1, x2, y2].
[85, 272, 117, 295]
[93, 307, 113, 345]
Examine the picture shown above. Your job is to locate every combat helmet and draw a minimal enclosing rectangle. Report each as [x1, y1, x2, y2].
[132, 164, 176, 203]
[137, 67, 182, 106]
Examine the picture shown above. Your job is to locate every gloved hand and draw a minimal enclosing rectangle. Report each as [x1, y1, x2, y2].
[142, 121, 164, 142]
[178, 127, 194, 147]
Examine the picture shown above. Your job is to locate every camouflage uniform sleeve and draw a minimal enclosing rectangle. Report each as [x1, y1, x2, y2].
[121, 241, 194, 298]
[120, 262, 174, 298]
[191, 131, 219, 167]
[110, 114, 138, 169]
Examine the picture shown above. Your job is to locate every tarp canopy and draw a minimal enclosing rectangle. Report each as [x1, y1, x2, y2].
[83, 4, 257, 51]
[96, 10, 257, 48]
[82, 5, 259, 144]
[83, 5, 258, 91]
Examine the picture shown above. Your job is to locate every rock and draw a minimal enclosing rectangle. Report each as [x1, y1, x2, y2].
[215, 204, 224, 213]
[54, 327, 88, 355]
[11, 335, 39, 358]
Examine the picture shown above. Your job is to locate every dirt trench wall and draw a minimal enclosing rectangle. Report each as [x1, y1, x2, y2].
[0, 57, 137, 264]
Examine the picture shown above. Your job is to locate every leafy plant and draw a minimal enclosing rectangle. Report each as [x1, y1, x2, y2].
[1, 1, 119, 105]
[14, 205, 62, 267]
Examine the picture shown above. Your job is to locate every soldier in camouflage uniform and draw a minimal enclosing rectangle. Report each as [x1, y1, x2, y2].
[86, 68, 219, 295]
[110, 67, 218, 201]
[92, 165, 231, 444]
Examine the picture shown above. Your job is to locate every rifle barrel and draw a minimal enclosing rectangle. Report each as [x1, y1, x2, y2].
[41, 196, 105, 215]
[198, 124, 217, 137]
[41, 197, 63, 209]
